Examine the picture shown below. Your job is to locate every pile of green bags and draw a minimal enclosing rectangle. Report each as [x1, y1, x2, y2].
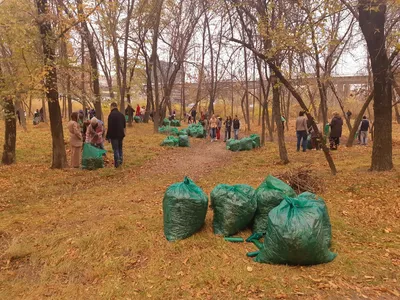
[252, 175, 296, 234]
[163, 177, 208, 241]
[178, 129, 188, 136]
[254, 195, 336, 265]
[187, 123, 205, 138]
[170, 119, 181, 127]
[158, 126, 179, 136]
[160, 136, 179, 147]
[211, 184, 257, 236]
[82, 143, 107, 170]
[134, 116, 142, 123]
[226, 135, 260, 152]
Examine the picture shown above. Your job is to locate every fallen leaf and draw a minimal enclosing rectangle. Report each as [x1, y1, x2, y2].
[247, 266, 253, 272]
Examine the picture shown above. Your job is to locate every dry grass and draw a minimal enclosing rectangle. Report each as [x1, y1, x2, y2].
[0, 117, 399, 299]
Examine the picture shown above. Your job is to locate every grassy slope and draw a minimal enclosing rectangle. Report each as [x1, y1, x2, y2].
[0, 120, 399, 299]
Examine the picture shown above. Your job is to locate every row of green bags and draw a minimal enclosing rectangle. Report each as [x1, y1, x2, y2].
[163, 175, 336, 265]
[160, 135, 189, 147]
[226, 134, 261, 152]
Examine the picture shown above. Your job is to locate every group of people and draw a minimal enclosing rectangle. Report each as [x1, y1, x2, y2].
[197, 114, 241, 142]
[125, 104, 146, 121]
[295, 110, 371, 152]
[67, 103, 126, 169]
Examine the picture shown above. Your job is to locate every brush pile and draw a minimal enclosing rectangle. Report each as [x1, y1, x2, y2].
[276, 165, 324, 194]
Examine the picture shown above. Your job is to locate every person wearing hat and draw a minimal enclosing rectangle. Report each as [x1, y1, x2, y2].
[106, 102, 126, 167]
[67, 112, 83, 168]
[86, 117, 104, 149]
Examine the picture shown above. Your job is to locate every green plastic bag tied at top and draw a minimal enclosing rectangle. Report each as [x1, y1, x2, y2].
[178, 135, 190, 147]
[82, 143, 107, 170]
[211, 184, 257, 236]
[160, 136, 179, 147]
[171, 119, 181, 127]
[134, 116, 142, 123]
[252, 175, 296, 234]
[240, 137, 254, 151]
[178, 129, 188, 136]
[255, 196, 336, 265]
[250, 134, 261, 148]
[163, 177, 208, 241]
[226, 139, 241, 152]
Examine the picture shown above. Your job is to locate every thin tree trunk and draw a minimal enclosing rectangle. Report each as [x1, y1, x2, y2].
[272, 75, 289, 164]
[1, 97, 17, 165]
[41, 95, 47, 122]
[35, 0, 67, 169]
[67, 74, 72, 119]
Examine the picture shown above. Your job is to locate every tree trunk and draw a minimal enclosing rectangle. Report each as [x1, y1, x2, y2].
[77, 0, 102, 120]
[1, 97, 16, 165]
[359, 0, 393, 171]
[67, 74, 72, 119]
[272, 76, 289, 164]
[14, 97, 27, 131]
[41, 95, 46, 122]
[35, 0, 67, 169]
[244, 47, 251, 131]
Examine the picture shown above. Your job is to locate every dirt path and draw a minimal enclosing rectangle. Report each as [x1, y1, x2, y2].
[134, 138, 234, 182]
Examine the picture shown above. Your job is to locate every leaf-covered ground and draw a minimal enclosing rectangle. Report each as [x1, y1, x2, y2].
[0, 120, 399, 299]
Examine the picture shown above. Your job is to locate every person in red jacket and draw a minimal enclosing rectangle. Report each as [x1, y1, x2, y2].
[136, 104, 141, 116]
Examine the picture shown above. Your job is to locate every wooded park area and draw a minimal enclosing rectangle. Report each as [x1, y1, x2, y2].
[1, 0, 400, 299]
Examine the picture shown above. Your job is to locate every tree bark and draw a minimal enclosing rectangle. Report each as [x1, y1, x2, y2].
[35, 0, 67, 169]
[359, 0, 393, 171]
[1, 97, 16, 165]
[272, 75, 289, 164]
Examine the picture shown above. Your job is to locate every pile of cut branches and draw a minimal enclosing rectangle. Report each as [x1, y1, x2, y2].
[276, 165, 324, 194]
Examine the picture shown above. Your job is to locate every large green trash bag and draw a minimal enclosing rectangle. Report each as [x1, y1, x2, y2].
[171, 120, 181, 127]
[250, 134, 261, 148]
[158, 126, 170, 134]
[178, 129, 188, 136]
[307, 134, 312, 150]
[179, 135, 190, 147]
[188, 123, 204, 138]
[255, 196, 337, 265]
[253, 175, 296, 234]
[211, 184, 257, 236]
[82, 143, 107, 170]
[170, 127, 179, 136]
[298, 192, 332, 246]
[134, 116, 142, 123]
[163, 118, 171, 126]
[226, 139, 241, 152]
[161, 136, 179, 147]
[163, 177, 208, 241]
[240, 137, 254, 151]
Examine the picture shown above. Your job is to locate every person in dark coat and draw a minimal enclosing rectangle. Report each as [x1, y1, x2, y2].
[106, 102, 126, 168]
[329, 112, 344, 150]
[125, 104, 135, 123]
[191, 108, 197, 124]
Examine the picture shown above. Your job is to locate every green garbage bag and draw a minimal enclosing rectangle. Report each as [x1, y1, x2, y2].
[171, 120, 181, 127]
[298, 192, 332, 246]
[226, 139, 241, 152]
[82, 143, 107, 170]
[253, 175, 296, 234]
[170, 127, 179, 136]
[178, 129, 188, 136]
[307, 134, 312, 150]
[161, 136, 179, 147]
[250, 134, 261, 148]
[188, 123, 204, 138]
[255, 196, 337, 265]
[125, 115, 129, 122]
[211, 184, 257, 236]
[134, 116, 142, 123]
[240, 137, 254, 151]
[179, 135, 190, 147]
[158, 126, 171, 134]
[163, 118, 171, 126]
[163, 177, 208, 241]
